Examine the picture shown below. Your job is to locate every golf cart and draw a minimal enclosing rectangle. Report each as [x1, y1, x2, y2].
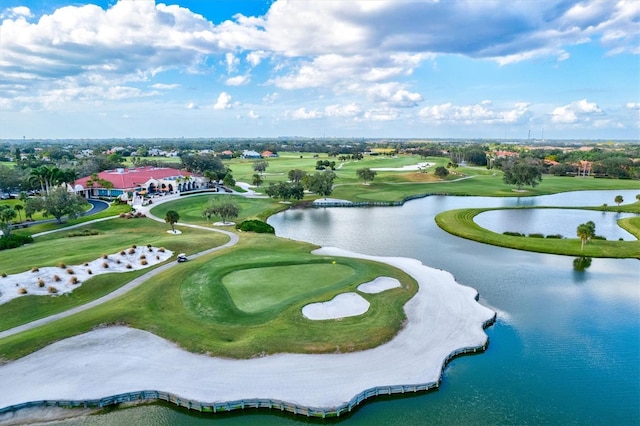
[177, 253, 188, 263]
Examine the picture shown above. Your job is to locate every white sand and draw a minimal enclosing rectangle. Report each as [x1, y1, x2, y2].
[302, 292, 370, 320]
[371, 162, 432, 171]
[357, 276, 401, 293]
[0, 247, 173, 305]
[0, 247, 494, 410]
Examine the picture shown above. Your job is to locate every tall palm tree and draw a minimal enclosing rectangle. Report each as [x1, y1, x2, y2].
[14, 204, 24, 223]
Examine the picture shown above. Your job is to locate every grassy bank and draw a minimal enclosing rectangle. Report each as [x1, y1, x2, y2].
[435, 205, 640, 258]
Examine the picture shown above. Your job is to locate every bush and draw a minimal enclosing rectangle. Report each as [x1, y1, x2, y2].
[140, 259, 148, 265]
[58, 262, 66, 269]
[0, 234, 34, 251]
[120, 250, 126, 256]
[128, 248, 136, 254]
[53, 275, 61, 282]
[31, 267, 39, 273]
[140, 255, 146, 260]
[503, 231, 524, 237]
[69, 276, 79, 284]
[48, 286, 58, 294]
[158, 247, 165, 252]
[528, 233, 545, 238]
[102, 262, 109, 268]
[546, 234, 563, 239]
[18, 287, 27, 294]
[37, 278, 45, 287]
[236, 219, 275, 234]
[66, 268, 74, 274]
[66, 229, 99, 238]
[87, 269, 92, 275]
[1, 273, 6, 278]
[593, 235, 607, 240]
[102, 254, 108, 259]
[126, 264, 132, 269]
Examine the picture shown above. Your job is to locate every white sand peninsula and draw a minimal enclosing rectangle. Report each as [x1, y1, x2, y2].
[0, 247, 495, 411]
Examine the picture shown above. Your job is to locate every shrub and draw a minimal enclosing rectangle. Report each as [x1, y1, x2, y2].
[37, 278, 45, 287]
[66, 229, 100, 238]
[528, 233, 545, 238]
[147, 244, 152, 251]
[120, 250, 126, 256]
[236, 219, 275, 234]
[0, 234, 34, 251]
[546, 234, 563, 239]
[58, 262, 66, 269]
[131, 244, 137, 249]
[53, 275, 61, 282]
[593, 235, 606, 240]
[31, 267, 39, 273]
[48, 286, 58, 294]
[116, 259, 121, 264]
[66, 268, 74, 274]
[503, 231, 524, 237]
[18, 287, 27, 294]
[119, 212, 126, 218]
[69, 276, 79, 284]
[128, 248, 136, 254]
[83, 262, 89, 266]
[102, 254, 108, 259]
[140, 259, 148, 266]
[1, 273, 6, 278]
[102, 262, 109, 268]
[139, 254, 146, 260]
[155, 255, 160, 260]
[87, 269, 92, 275]
[126, 264, 132, 269]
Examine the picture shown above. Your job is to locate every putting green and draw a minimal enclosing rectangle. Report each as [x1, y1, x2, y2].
[222, 263, 356, 313]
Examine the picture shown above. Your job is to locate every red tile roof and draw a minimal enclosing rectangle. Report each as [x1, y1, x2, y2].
[74, 167, 194, 190]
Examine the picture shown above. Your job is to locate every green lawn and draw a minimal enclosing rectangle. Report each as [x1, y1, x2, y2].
[222, 263, 356, 314]
[0, 218, 229, 331]
[0, 233, 417, 361]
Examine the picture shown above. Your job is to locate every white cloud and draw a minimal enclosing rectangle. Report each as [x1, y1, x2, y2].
[262, 92, 279, 104]
[225, 52, 239, 73]
[284, 107, 322, 120]
[419, 101, 532, 124]
[552, 99, 602, 124]
[246, 51, 268, 67]
[626, 102, 640, 110]
[186, 102, 199, 109]
[213, 92, 232, 110]
[0, 6, 33, 19]
[151, 83, 180, 90]
[247, 110, 260, 119]
[366, 83, 423, 107]
[324, 103, 362, 118]
[225, 75, 250, 86]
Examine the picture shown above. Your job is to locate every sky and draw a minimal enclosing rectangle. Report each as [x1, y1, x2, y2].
[0, 0, 639, 140]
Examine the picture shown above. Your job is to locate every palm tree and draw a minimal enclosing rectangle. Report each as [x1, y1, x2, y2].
[577, 221, 596, 251]
[14, 204, 24, 223]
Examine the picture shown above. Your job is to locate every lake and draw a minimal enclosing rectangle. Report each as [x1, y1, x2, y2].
[51, 190, 640, 425]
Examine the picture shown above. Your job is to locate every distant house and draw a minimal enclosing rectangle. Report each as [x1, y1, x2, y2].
[241, 150, 261, 159]
[219, 150, 234, 159]
[261, 150, 278, 158]
[72, 166, 202, 198]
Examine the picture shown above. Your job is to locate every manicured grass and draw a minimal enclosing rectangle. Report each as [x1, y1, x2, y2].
[0, 233, 417, 361]
[150, 193, 288, 223]
[0, 218, 229, 331]
[435, 205, 640, 258]
[222, 263, 356, 313]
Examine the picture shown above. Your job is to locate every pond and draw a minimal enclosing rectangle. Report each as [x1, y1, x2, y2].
[474, 209, 637, 240]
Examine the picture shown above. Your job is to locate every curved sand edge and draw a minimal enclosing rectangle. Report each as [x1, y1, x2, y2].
[0, 247, 495, 410]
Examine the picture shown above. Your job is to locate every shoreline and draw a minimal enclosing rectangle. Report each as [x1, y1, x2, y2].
[0, 247, 495, 420]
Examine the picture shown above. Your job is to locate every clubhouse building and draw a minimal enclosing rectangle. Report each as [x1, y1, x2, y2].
[72, 166, 203, 199]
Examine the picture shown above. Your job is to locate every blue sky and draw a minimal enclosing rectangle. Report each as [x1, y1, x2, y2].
[0, 0, 638, 140]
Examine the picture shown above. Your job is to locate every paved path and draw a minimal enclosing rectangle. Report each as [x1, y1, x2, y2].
[0, 193, 239, 340]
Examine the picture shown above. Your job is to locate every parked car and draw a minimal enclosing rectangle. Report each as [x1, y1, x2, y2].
[177, 253, 188, 263]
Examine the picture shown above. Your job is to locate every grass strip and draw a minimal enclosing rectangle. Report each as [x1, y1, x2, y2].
[435, 206, 640, 258]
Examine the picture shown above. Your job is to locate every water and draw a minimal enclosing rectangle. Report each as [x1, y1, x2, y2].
[52, 190, 640, 425]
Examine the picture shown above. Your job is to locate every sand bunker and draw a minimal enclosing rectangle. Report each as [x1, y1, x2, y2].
[357, 276, 401, 293]
[0, 247, 173, 305]
[371, 162, 432, 171]
[302, 292, 370, 320]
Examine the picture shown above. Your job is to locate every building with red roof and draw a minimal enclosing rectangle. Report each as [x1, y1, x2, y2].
[72, 166, 202, 198]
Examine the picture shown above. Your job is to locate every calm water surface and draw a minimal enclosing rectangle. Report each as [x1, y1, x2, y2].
[55, 190, 639, 425]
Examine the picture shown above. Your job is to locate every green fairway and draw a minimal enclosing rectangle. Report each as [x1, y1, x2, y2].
[0, 233, 416, 361]
[150, 193, 288, 223]
[222, 263, 356, 313]
[435, 205, 640, 258]
[0, 218, 229, 331]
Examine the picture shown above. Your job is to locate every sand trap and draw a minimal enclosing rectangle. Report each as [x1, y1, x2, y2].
[0, 247, 494, 411]
[166, 230, 182, 234]
[213, 221, 236, 226]
[0, 247, 173, 305]
[371, 162, 432, 171]
[357, 276, 401, 293]
[302, 292, 370, 320]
